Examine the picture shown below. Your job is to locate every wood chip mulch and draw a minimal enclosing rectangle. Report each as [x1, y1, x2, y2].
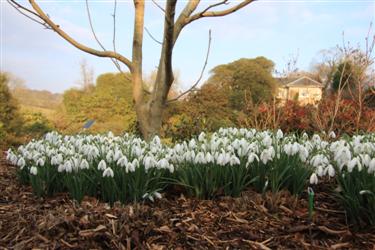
[0, 156, 374, 249]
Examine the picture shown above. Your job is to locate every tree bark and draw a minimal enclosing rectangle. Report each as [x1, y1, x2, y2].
[136, 0, 176, 140]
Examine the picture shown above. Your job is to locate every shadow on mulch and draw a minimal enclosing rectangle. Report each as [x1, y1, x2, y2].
[0, 157, 374, 249]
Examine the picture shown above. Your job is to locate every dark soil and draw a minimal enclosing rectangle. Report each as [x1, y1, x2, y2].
[0, 156, 374, 249]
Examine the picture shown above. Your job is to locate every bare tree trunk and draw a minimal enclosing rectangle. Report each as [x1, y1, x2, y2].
[136, 0, 176, 140]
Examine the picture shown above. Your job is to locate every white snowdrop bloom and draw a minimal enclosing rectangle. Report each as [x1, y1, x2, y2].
[36, 158, 45, 167]
[132, 146, 142, 158]
[168, 163, 174, 173]
[327, 164, 335, 177]
[98, 160, 107, 171]
[347, 157, 361, 173]
[113, 149, 122, 162]
[80, 159, 89, 170]
[229, 155, 240, 166]
[194, 152, 206, 164]
[316, 165, 324, 177]
[247, 153, 259, 165]
[30, 166, 38, 176]
[64, 161, 73, 173]
[143, 156, 156, 170]
[126, 162, 135, 173]
[309, 173, 318, 185]
[132, 159, 140, 168]
[189, 139, 196, 149]
[298, 146, 309, 162]
[360, 154, 371, 167]
[106, 151, 114, 163]
[312, 134, 321, 143]
[205, 152, 213, 163]
[58, 164, 65, 173]
[368, 158, 375, 173]
[198, 132, 205, 142]
[154, 192, 162, 199]
[262, 135, 272, 147]
[117, 156, 128, 167]
[9, 154, 18, 165]
[328, 131, 336, 139]
[157, 159, 169, 169]
[283, 143, 293, 156]
[292, 143, 300, 155]
[276, 129, 283, 140]
[103, 167, 114, 178]
[17, 157, 26, 169]
[260, 148, 273, 165]
[216, 153, 226, 166]
[152, 136, 161, 145]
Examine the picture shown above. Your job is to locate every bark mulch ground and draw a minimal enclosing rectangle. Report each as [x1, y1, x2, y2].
[1, 156, 374, 249]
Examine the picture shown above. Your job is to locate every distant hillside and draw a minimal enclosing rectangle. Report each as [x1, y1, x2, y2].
[11, 87, 62, 110]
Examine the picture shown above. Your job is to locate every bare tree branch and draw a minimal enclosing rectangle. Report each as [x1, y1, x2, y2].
[173, 0, 201, 43]
[187, 0, 255, 24]
[144, 27, 162, 45]
[151, 0, 165, 13]
[86, 0, 127, 74]
[7, 0, 51, 29]
[167, 29, 212, 103]
[196, 0, 229, 17]
[23, 0, 133, 71]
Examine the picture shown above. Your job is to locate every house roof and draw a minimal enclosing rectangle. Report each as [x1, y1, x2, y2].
[279, 76, 324, 88]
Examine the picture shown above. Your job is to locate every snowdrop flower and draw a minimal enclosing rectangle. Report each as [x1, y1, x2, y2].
[194, 152, 206, 164]
[106, 151, 114, 163]
[80, 159, 89, 170]
[246, 153, 259, 165]
[143, 156, 155, 170]
[276, 129, 283, 140]
[369, 158, 375, 173]
[262, 135, 272, 147]
[17, 157, 26, 169]
[64, 161, 73, 173]
[98, 160, 107, 171]
[103, 167, 114, 178]
[205, 152, 213, 163]
[309, 173, 318, 185]
[328, 131, 336, 139]
[167, 163, 174, 173]
[189, 139, 196, 149]
[126, 162, 135, 173]
[154, 191, 162, 199]
[347, 157, 361, 172]
[198, 132, 205, 142]
[316, 165, 324, 177]
[36, 158, 45, 167]
[326, 164, 335, 177]
[298, 146, 309, 162]
[30, 166, 38, 175]
[117, 156, 128, 167]
[58, 164, 65, 173]
[113, 149, 122, 162]
[260, 147, 274, 165]
[229, 155, 240, 166]
[284, 143, 293, 156]
[157, 159, 169, 169]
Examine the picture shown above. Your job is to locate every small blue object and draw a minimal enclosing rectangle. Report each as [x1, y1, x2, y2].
[83, 119, 95, 129]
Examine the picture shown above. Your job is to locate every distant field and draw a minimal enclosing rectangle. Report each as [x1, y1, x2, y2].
[19, 104, 57, 120]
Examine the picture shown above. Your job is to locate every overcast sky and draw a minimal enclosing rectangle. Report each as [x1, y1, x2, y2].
[1, 0, 374, 93]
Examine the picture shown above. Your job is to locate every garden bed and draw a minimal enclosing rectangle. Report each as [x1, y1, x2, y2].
[1, 158, 374, 249]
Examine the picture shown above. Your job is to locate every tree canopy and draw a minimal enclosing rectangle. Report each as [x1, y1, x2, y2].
[207, 57, 277, 110]
[62, 73, 136, 134]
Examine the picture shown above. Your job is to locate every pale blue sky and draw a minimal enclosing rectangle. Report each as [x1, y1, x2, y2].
[1, 0, 374, 93]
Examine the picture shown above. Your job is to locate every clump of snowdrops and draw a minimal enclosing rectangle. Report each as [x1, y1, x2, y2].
[6, 128, 375, 226]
